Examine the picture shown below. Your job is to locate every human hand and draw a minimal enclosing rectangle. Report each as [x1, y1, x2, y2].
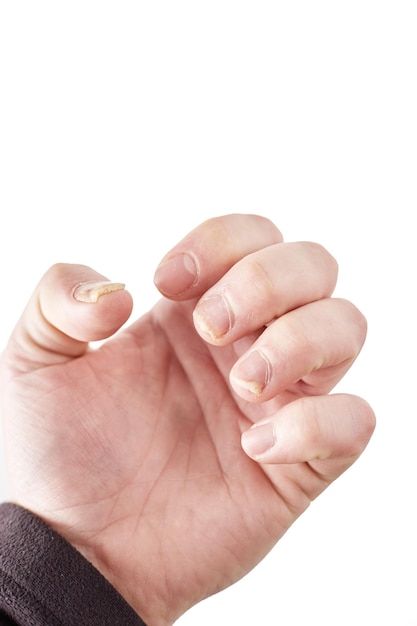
[0, 214, 375, 626]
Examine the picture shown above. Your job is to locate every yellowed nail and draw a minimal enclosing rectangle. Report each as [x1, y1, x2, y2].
[73, 281, 125, 303]
[231, 377, 265, 397]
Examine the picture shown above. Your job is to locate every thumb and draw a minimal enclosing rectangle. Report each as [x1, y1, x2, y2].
[4, 263, 133, 370]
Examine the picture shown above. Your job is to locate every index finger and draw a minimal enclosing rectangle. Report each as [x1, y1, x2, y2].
[153, 213, 283, 299]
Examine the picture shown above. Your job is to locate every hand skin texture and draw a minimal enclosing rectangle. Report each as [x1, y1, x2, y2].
[0, 214, 375, 626]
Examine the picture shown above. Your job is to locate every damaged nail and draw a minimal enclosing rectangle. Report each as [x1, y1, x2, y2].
[73, 281, 125, 303]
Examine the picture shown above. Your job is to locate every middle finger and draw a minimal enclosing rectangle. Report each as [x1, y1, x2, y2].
[193, 241, 338, 345]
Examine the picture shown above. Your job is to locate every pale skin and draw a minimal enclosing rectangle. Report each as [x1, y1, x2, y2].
[0, 214, 375, 625]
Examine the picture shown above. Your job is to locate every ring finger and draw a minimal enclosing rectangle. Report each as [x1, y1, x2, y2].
[229, 297, 367, 402]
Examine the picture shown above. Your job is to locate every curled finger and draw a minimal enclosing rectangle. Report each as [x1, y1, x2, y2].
[241, 393, 376, 481]
[230, 297, 367, 402]
[193, 241, 338, 345]
[154, 213, 283, 299]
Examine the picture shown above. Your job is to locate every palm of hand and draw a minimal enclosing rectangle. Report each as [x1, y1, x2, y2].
[4, 296, 322, 621]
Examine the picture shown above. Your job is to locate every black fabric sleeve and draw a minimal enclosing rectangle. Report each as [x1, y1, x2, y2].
[0, 502, 147, 626]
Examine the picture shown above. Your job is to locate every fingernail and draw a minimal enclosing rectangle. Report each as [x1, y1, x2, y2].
[154, 253, 198, 296]
[73, 281, 125, 303]
[231, 349, 271, 396]
[193, 293, 234, 340]
[241, 422, 276, 457]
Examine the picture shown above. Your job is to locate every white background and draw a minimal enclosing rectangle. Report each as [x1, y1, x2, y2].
[0, 2, 416, 624]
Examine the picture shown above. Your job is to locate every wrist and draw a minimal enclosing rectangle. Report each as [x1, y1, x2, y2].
[48, 519, 177, 626]
[0, 503, 147, 626]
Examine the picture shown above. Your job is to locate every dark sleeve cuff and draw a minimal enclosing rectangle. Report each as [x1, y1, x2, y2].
[0, 502, 147, 626]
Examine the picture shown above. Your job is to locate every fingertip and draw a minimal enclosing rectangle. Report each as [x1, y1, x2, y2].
[153, 252, 199, 298]
[241, 422, 276, 461]
[351, 395, 377, 444]
[71, 278, 134, 339]
[71, 282, 134, 342]
[230, 348, 271, 400]
[58, 271, 133, 342]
